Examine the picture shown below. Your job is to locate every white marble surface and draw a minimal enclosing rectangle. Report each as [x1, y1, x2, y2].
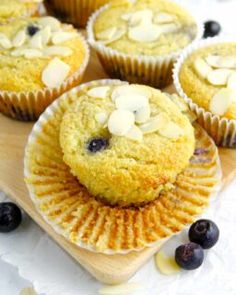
[1, 1, 236, 294]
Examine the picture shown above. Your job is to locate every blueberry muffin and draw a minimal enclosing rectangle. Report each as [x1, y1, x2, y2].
[45, 0, 111, 28]
[87, 0, 201, 87]
[60, 83, 195, 206]
[25, 79, 221, 252]
[0, 16, 89, 120]
[179, 43, 236, 120]
[0, 0, 42, 24]
[174, 39, 236, 147]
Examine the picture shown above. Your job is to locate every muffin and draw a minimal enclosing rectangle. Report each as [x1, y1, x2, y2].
[174, 38, 236, 147]
[0, 0, 42, 24]
[45, 0, 110, 28]
[87, 0, 202, 88]
[24, 79, 221, 253]
[60, 83, 195, 206]
[0, 16, 89, 121]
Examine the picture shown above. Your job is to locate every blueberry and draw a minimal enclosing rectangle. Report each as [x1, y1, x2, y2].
[194, 148, 208, 156]
[87, 138, 109, 153]
[189, 219, 219, 249]
[27, 25, 40, 36]
[203, 21, 221, 38]
[175, 242, 204, 270]
[0, 202, 22, 233]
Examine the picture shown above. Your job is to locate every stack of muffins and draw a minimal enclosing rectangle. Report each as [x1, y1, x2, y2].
[0, 0, 229, 254]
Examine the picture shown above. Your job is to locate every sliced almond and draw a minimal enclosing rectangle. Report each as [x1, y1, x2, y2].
[170, 94, 189, 112]
[95, 112, 108, 125]
[128, 23, 161, 42]
[160, 23, 180, 34]
[129, 9, 153, 27]
[104, 28, 126, 44]
[12, 30, 27, 47]
[99, 283, 141, 295]
[23, 48, 43, 58]
[112, 85, 151, 102]
[227, 72, 236, 90]
[96, 27, 117, 40]
[0, 33, 12, 49]
[43, 46, 72, 57]
[42, 57, 70, 88]
[125, 125, 143, 142]
[87, 86, 110, 99]
[207, 69, 233, 86]
[135, 105, 151, 123]
[121, 12, 133, 21]
[97, 27, 126, 45]
[209, 88, 234, 116]
[38, 17, 61, 31]
[40, 26, 52, 45]
[52, 31, 77, 44]
[115, 93, 148, 112]
[205, 54, 236, 69]
[108, 109, 135, 136]
[159, 121, 184, 139]
[140, 113, 169, 134]
[154, 12, 175, 24]
[29, 32, 43, 49]
[11, 48, 43, 58]
[194, 57, 212, 79]
[155, 251, 181, 275]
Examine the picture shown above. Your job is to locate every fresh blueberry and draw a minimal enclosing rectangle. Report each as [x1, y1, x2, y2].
[87, 138, 109, 153]
[0, 202, 22, 233]
[175, 242, 204, 270]
[203, 21, 221, 38]
[189, 219, 219, 249]
[27, 25, 40, 36]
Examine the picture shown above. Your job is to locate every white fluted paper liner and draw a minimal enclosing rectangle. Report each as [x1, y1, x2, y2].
[0, 32, 90, 121]
[24, 79, 221, 254]
[87, 1, 203, 89]
[45, 0, 110, 28]
[173, 37, 236, 147]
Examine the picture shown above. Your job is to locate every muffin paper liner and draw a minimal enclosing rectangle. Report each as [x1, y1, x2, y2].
[173, 37, 236, 147]
[24, 79, 222, 254]
[0, 33, 90, 121]
[45, 0, 110, 28]
[86, 1, 203, 89]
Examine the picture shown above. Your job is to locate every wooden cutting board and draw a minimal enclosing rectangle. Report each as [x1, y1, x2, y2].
[0, 49, 236, 285]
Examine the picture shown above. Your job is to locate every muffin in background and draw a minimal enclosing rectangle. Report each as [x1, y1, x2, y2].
[87, 0, 202, 88]
[0, 16, 89, 121]
[45, 0, 110, 28]
[174, 38, 236, 147]
[0, 0, 42, 24]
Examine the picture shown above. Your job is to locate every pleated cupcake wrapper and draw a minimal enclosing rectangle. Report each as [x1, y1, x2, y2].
[173, 37, 236, 148]
[45, 0, 110, 28]
[86, 1, 203, 89]
[0, 33, 90, 121]
[24, 78, 222, 254]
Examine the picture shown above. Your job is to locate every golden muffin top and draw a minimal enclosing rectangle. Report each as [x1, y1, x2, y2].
[60, 82, 195, 207]
[0, 16, 87, 92]
[0, 0, 41, 23]
[179, 42, 236, 120]
[92, 0, 198, 56]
